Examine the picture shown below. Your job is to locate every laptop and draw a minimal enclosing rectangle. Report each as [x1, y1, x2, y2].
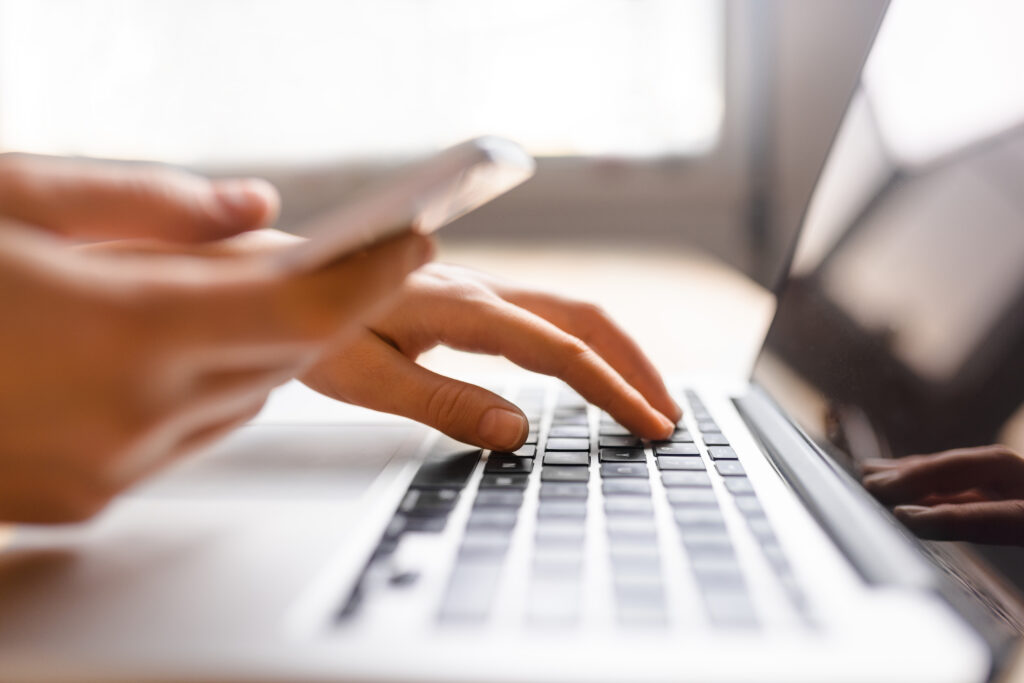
[3, 1, 1024, 680]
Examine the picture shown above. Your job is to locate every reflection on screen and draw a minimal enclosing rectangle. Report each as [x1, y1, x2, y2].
[754, 0, 1024, 463]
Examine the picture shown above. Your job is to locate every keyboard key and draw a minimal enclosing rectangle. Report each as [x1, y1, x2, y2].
[734, 496, 764, 516]
[527, 578, 581, 625]
[438, 562, 503, 623]
[702, 433, 730, 446]
[399, 488, 459, 516]
[600, 462, 649, 478]
[542, 466, 590, 483]
[539, 482, 589, 499]
[459, 533, 512, 558]
[724, 478, 756, 495]
[599, 448, 646, 463]
[697, 420, 720, 433]
[707, 446, 738, 460]
[681, 530, 734, 555]
[535, 522, 586, 544]
[661, 471, 711, 487]
[405, 516, 448, 533]
[479, 473, 529, 489]
[703, 591, 758, 628]
[545, 438, 590, 451]
[657, 456, 706, 471]
[599, 435, 642, 448]
[474, 490, 524, 508]
[485, 455, 534, 474]
[654, 431, 694, 445]
[511, 445, 538, 457]
[715, 461, 746, 477]
[523, 431, 539, 445]
[549, 425, 590, 438]
[606, 516, 658, 541]
[542, 452, 590, 466]
[614, 576, 666, 607]
[747, 516, 775, 540]
[673, 507, 726, 528]
[466, 508, 518, 530]
[605, 497, 654, 515]
[551, 413, 588, 426]
[654, 443, 700, 456]
[665, 487, 718, 506]
[602, 479, 652, 496]
[538, 500, 588, 519]
[411, 445, 482, 489]
[598, 424, 632, 436]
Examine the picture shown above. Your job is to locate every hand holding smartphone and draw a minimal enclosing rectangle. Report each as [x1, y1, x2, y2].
[277, 137, 535, 271]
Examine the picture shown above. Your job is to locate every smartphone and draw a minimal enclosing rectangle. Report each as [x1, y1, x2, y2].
[277, 136, 535, 271]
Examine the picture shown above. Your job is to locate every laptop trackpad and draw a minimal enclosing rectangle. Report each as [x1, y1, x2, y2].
[134, 423, 421, 499]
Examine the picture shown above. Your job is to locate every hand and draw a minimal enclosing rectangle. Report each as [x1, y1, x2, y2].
[0, 153, 279, 243]
[861, 445, 1024, 544]
[0, 158, 433, 524]
[303, 263, 682, 451]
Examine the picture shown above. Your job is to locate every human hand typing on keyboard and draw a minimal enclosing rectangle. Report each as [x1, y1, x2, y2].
[861, 445, 1024, 545]
[302, 263, 682, 451]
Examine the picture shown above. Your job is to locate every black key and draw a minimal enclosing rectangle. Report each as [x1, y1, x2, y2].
[600, 462, 649, 478]
[673, 507, 726, 528]
[485, 455, 534, 474]
[724, 477, 755, 495]
[405, 515, 448, 533]
[702, 433, 730, 446]
[542, 466, 590, 483]
[479, 473, 529, 489]
[657, 456, 706, 471]
[598, 424, 632, 436]
[599, 435, 642, 448]
[697, 420, 720, 433]
[654, 443, 700, 456]
[549, 425, 590, 438]
[539, 482, 589, 499]
[411, 444, 482, 489]
[543, 451, 590, 466]
[661, 471, 712, 487]
[707, 446, 738, 460]
[474, 490, 524, 508]
[538, 500, 588, 519]
[599, 448, 646, 463]
[655, 429, 694, 444]
[665, 488, 718, 506]
[545, 438, 590, 451]
[605, 497, 654, 515]
[602, 479, 652, 496]
[399, 488, 459, 516]
[715, 461, 746, 477]
[466, 508, 519, 530]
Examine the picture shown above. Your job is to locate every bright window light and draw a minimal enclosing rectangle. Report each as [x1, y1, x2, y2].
[0, 0, 723, 164]
[864, 0, 1024, 167]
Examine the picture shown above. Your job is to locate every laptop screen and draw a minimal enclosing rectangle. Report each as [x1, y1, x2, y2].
[752, 0, 1024, 465]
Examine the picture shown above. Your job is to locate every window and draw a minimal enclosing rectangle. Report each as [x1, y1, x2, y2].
[0, 0, 723, 164]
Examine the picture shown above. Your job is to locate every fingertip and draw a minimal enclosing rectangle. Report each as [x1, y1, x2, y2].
[477, 406, 529, 451]
[212, 178, 281, 230]
[862, 470, 899, 490]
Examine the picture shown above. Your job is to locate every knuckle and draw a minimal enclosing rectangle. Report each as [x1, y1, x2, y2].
[425, 382, 476, 430]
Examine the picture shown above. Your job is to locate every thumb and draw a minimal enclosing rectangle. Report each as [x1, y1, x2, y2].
[0, 154, 279, 243]
[306, 333, 530, 452]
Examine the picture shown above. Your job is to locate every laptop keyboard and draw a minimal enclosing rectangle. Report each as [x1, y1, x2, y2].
[339, 385, 810, 630]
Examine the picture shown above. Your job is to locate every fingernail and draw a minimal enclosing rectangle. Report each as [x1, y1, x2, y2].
[478, 408, 528, 449]
[893, 505, 930, 516]
[863, 470, 900, 488]
[213, 178, 276, 223]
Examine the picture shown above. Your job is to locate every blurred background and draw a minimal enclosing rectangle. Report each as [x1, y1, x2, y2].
[1, 0, 1019, 381]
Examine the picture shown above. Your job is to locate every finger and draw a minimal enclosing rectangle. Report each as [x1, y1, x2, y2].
[307, 332, 529, 451]
[0, 154, 279, 242]
[894, 501, 1024, 544]
[397, 295, 674, 439]
[916, 489, 991, 506]
[862, 445, 1024, 505]
[152, 232, 434, 348]
[494, 291, 681, 422]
